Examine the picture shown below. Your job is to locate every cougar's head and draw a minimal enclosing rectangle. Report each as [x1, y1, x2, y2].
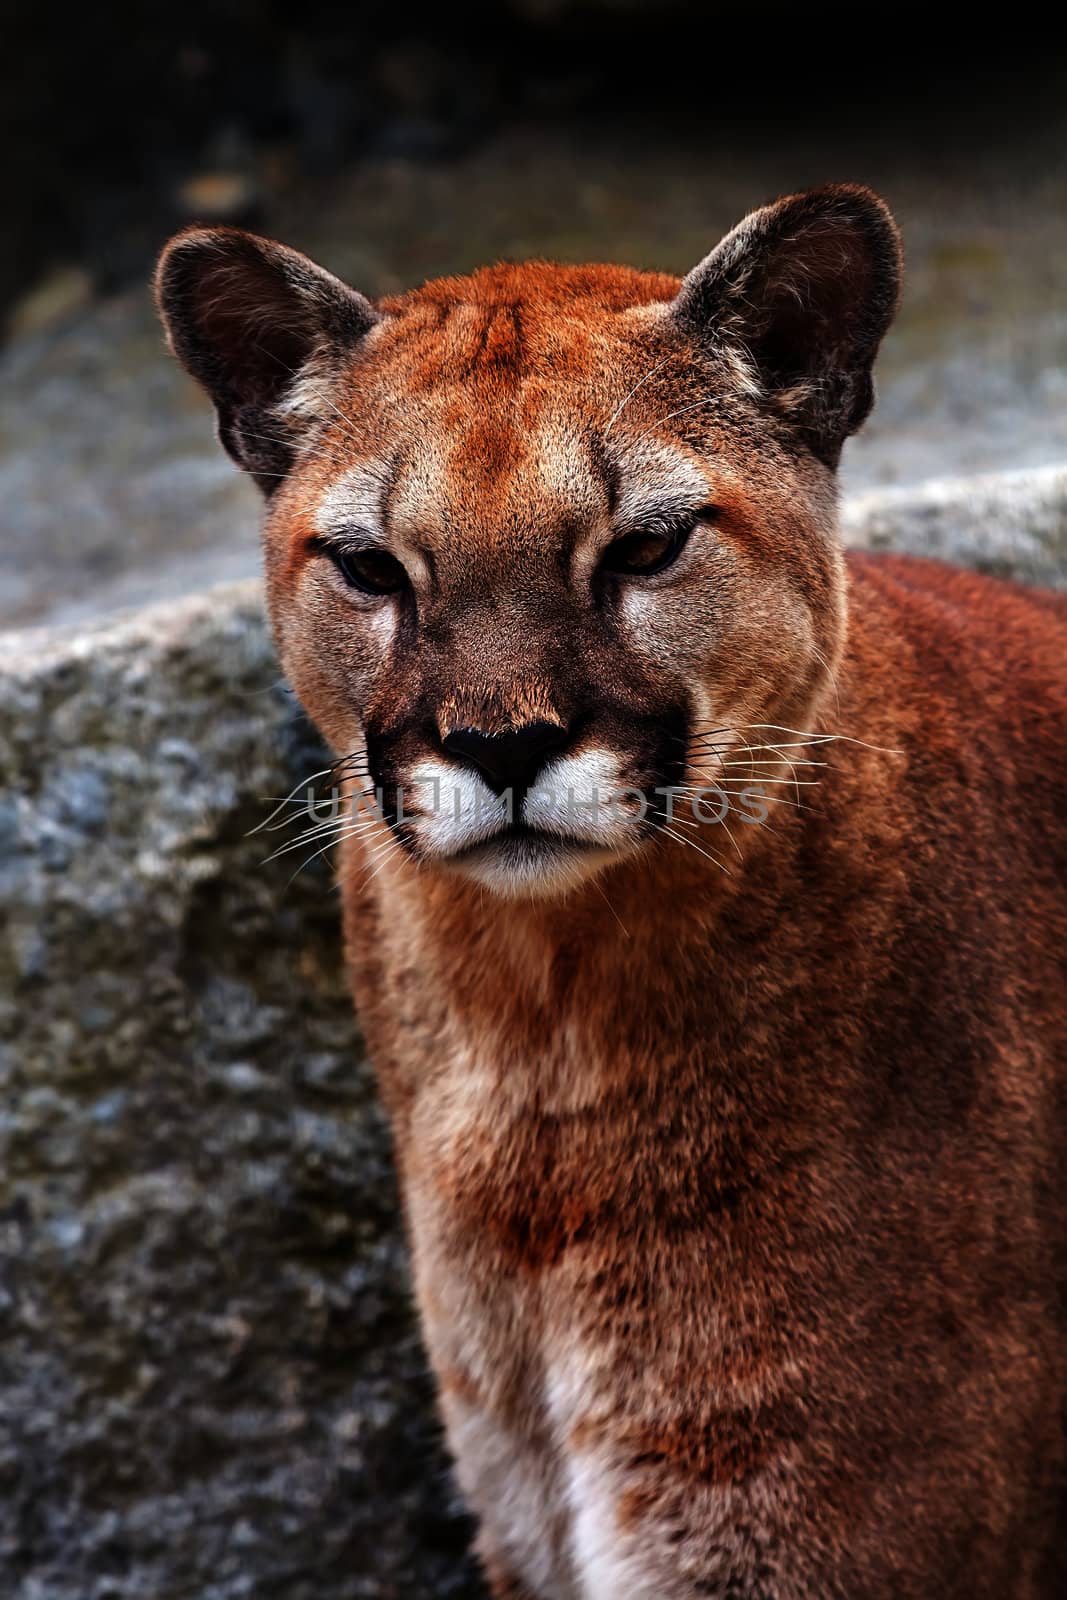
[157, 186, 901, 898]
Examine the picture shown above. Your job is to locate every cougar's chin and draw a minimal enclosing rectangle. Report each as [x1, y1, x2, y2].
[442, 825, 624, 900]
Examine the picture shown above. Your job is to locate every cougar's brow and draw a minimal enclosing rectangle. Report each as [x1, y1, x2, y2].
[610, 450, 713, 532]
[314, 460, 396, 545]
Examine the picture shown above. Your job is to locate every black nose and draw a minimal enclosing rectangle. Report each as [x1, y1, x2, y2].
[441, 721, 570, 796]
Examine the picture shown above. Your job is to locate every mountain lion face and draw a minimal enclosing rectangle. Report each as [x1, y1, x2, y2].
[157, 186, 900, 896]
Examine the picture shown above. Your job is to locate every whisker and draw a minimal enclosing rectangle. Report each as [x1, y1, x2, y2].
[739, 791, 822, 817]
[282, 808, 402, 892]
[664, 725, 733, 745]
[671, 787, 825, 825]
[697, 777, 825, 800]
[589, 876, 631, 939]
[256, 802, 348, 835]
[358, 832, 413, 892]
[255, 776, 373, 814]
[262, 813, 381, 865]
[281, 819, 373, 889]
[251, 342, 366, 445]
[741, 724, 903, 756]
[237, 426, 354, 472]
[687, 723, 901, 759]
[283, 833, 348, 891]
[713, 755, 832, 769]
[648, 810, 732, 876]
[352, 830, 401, 876]
[717, 809, 744, 860]
[683, 775, 822, 787]
[250, 758, 375, 839]
[634, 395, 725, 443]
[265, 806, 381, 849]
[669, 781, 815, 829]
[689, 735, 825, 753]
[246, 766, 344, 835]
[603, 351, 677, 434]
[811, 644, 842, 722]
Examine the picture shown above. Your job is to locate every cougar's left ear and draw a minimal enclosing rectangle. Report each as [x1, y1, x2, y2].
[672, 184, 902, 467]
[155, 227, 381, 492]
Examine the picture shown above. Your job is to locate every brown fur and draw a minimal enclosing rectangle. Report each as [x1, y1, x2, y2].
[157, 187, 1066, 1598]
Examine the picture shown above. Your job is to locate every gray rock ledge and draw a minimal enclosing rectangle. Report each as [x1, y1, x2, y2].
[842, 462, 1067, 589]
[0, 585, 484, 1600]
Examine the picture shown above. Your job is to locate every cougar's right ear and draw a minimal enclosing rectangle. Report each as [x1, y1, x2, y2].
[155, 227, 381, 492]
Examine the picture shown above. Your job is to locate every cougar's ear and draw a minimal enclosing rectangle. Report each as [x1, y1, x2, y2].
[155, 227, 381, 491]
[672, 184, 902, 467]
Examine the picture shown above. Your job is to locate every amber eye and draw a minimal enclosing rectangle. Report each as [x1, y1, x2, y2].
[600, 519, 694, 579]
[313, 539, 409, 597]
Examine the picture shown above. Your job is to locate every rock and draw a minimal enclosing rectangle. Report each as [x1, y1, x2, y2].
[0, 585, 485, 1600]
[843, 463, 1067, 589]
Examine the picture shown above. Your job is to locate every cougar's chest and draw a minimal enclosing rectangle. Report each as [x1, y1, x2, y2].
[401, 1029, 600, 1596]
[400, 1027, 809, 1600]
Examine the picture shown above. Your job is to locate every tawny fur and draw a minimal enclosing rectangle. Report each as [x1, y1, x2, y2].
[157, 187, 1066, 1599]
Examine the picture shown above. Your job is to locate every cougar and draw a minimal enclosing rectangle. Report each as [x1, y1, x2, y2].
[157, 185, 1066, 1598]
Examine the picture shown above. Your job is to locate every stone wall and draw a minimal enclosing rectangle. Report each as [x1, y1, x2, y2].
[840, 464, 1067, 590]
[0, 587, 484, 1599]
[1, 468, 1064, 1598]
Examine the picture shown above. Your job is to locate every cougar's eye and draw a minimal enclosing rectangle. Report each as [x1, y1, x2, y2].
[313, 539, 409, 597]
[336, 549, 408, 595]
[599, 515, 699, 578]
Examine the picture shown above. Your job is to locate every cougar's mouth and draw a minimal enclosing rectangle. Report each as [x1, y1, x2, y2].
[444, 822, 620, 896]
[452, 821, 605, 859]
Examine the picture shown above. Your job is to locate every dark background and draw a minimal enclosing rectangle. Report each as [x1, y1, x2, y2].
[7, 2, 1066, 319]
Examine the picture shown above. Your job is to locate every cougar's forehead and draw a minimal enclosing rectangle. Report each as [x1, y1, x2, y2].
[314, 413, 604, 558]
[299, 280, 722, 597]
